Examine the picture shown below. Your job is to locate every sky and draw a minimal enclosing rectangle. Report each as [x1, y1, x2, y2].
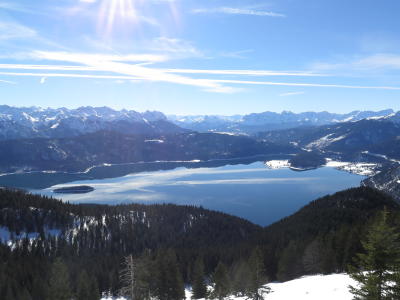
[1, 0, 400, 115]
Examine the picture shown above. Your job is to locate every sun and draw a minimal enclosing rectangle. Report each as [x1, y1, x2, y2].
[97, 0, 143, 35]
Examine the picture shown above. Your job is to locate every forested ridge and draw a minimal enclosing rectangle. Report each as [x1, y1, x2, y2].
[0, 186, 398, 299]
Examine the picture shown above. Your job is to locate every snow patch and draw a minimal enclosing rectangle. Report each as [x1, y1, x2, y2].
[101, 273, 356, 300]
[265, 160, 290, 169]
[306, 133, 347, 149]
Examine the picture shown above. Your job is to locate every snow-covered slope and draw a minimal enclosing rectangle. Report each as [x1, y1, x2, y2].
[195, 274, 355, 300]
[102, 274, 356, 300]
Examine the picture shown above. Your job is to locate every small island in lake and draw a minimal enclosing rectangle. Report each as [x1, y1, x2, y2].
[53, 185, 95, 194]
[289, 151, 327, 171]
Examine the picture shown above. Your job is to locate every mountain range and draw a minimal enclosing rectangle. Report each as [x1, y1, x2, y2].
[169, 109, 395, 134]
[2, 105, 400, 200]
[0, 105, 185, 140]
[0, 105, 396, 140]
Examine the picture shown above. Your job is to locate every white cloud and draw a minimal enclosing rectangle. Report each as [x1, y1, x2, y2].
[354, 54, 400, 70]
[220, 49, 254, 59]
[192, 7, 285, 17]
[0, 71, 141, 81]
[40, 77, 47, 84]
[32, 52, 169, 63]
[312, 53, 400, 73]
[150, 37, 203, 58]
[164, 69, 323, 77]
[0, 2, 35, 14]
[0, 63, 324, 77]
[0, 78, 16, 84]
[28, 51, 236, 93]
[213, 79, 400, 90]
[279, 91, 305, 97]
[0, 20, 37, 40]
[2, 58, 400, 92]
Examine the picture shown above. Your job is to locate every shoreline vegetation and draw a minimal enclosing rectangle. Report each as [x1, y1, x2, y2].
[53, 185, 95, 194]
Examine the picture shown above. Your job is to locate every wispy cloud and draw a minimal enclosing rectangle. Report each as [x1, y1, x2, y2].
[354, 54, 400, 70]
[0, 20, 37, 40]
[0, 64, 323, 77]
[312, 53, 400, 73]
[0, 2, 35, 14]
[0, 71, 141, 81]
[32, 52, 169, 63]
[279, 91, 305, 97]
[192, 7, 285, 17]
[0, 78, 16, 84]
[29, 51, 239, 93]
[163, 69, 323, 77]
[150, 37, 204, 59]
[2, 57, 400, 92]
[213, 79, 400, 90]
[220, 49, 254, 59]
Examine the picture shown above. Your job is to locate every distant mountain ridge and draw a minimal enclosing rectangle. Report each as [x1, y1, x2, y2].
[0, 105, 396, 140]
[0, 105, 186, 140]
[168, 109, 395, 134]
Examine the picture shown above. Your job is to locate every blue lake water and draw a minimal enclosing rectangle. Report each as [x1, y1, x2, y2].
[34, 162, 364, 226]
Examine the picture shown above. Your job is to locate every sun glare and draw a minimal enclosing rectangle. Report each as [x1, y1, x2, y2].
[98, 0, 143, 35]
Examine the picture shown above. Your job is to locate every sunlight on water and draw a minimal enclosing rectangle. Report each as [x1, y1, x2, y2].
[36, 162, 364, 226]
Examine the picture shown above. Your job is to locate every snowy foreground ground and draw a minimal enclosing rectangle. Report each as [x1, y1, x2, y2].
[102, 273, 356, 300]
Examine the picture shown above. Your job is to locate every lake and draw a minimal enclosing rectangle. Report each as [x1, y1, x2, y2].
[31, 161, 363, 226]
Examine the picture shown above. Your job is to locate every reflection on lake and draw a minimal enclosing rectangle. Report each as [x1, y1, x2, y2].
[33, 162, 364, 226]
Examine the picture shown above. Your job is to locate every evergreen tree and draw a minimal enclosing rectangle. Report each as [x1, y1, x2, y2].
[349, 209, 400, 300]
[211, 262, 230, 300]
[277, 241, 303, 281]
[89, 274, 101, 300]
[77, 270, 94, 300]
[302, 238, 323, 274]
[153, 249, 185, 300]
[47, 258, 72, 300]
[231, 260, 251, 296]
[247, 247, 270, 300]
[4, 282, 15, 300]
[192, 256, 207, 299]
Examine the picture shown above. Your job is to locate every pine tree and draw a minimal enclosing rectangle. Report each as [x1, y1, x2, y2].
[247, 247, 270, 300]
[349, 209, 400, 300]
[153, 249, 185, 300]
[211, 262, 230, 300]
[192, 256, 207, 299]
[47, 258, 72, 300]
[77, 270, 92, 300]
[89, 274, 101, 300]
[231, 260, 251, 296]
[4, 282, 15, 300]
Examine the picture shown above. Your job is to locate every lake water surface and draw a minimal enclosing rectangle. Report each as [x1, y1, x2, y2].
[34, 162, 364, 226]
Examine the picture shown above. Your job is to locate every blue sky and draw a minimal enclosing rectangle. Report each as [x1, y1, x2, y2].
[1, 0, 400, 115]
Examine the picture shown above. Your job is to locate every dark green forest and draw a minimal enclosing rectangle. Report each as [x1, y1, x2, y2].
[0, 186, 398, 299]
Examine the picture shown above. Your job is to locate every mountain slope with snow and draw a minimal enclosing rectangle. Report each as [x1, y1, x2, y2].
[0, 105, 186, 140]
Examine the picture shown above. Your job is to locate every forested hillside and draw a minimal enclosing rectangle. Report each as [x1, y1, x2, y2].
[0, 131, 296, 173]
[0, 187, 398, 299]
